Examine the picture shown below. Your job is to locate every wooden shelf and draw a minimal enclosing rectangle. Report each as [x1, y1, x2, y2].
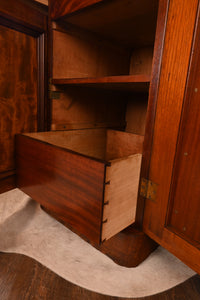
[52, 75, 150, 92]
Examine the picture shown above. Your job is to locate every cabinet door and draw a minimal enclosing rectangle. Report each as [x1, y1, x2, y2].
[0, 25, 38, 192]
[142, 0, 200, 273]
[0, 1, 47, 194]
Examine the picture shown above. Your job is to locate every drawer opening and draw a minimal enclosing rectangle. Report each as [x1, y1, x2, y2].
[24, 128, 144, 162]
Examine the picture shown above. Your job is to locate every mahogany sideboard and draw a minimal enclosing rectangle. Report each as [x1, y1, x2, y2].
[1, 0, 200, 272]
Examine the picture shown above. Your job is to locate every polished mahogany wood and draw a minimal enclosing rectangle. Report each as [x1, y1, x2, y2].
[0, 25, 38, 174]
[16, 129, 144, 245]
[1, 253, 200, 300]
[97, 225, 158, 267]
[135, 0, 169, 226]
[52, 75, 150, 92]
[142, 0, 200, 274]
[50, 0, 103, 20]
[57, 0, 158, 48]
[0, 0, 46, 33]
[16, 134, 106, 245]
[0, 0, 48, 193]
[167, 6, 200, 245]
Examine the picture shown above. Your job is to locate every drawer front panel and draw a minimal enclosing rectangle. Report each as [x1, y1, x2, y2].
[16, 135, 105, 244]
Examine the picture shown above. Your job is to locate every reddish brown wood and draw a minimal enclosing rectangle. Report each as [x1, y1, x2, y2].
[0, 0, 48, 193]
[0, 172, 16, 194]
[167, 7, 200, 245]
[97, 226, 158, 267]
[50, 0, 103, 20]
[135, 0, 169, 226]
[51, 0, 158, 48]
[0, 25, 38, 174]
[1, 253, 200, 299]
[0, 0, 47, 33]
[52, 75, 150, 92]
[52, 26, 131, 79]
[51, 87, 126, 132]
[143, 0, 200, 273]
[16, 134, 106, 245]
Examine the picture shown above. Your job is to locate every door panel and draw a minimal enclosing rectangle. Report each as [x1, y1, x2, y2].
[167, 10, 200, 246]
[142, 0, 200, 273]
[0, 25, 38, 175]
[0, 0, 47, 193]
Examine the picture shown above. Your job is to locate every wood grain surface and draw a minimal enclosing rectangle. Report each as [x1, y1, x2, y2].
[0, 0, 47, 194]
[0, 25, 38, 174]
[16, 129, 144, 244]
[135, 0, 169, 226]
[50, 0, 103, 20]
[16, 134, 106, 244]
[1, 253, 200, 300]
[142, 0, 200, 273]
[167, 5, 200, 245]
[52, 75, 150, 93]
[52, 28, 130, 79]
[56, 0, 159, 48]
[0, 0, 47, 32]
[106, 130, 144, 160]
[125, 95, 148, 135]
[51, 86, 127, 132]
[102, 155, 142, 241]
[25, 129, 107, 160]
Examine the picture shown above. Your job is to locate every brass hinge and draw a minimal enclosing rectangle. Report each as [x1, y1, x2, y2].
[49, 90, 60, 99]
[139, 178, 158, 202]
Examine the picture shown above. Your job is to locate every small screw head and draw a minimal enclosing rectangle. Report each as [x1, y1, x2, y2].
[195, 88, 198, 93]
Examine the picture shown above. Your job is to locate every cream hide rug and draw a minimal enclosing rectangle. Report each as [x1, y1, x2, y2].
[0, 189, 196, 298]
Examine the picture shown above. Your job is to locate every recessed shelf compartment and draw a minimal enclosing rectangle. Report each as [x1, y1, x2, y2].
[51, 0, 159, 48]
[52, 75, 150, 92]
[16, 129, 144, 244]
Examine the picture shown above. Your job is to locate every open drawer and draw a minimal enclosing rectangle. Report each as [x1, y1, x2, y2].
[16, 129, 143, 245]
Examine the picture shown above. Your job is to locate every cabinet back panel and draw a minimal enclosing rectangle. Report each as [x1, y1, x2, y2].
[129, 47, 154, 77]
[125, 95, 148, 135]
[51, 87, 127, 131]
[53, 29, 130, 79]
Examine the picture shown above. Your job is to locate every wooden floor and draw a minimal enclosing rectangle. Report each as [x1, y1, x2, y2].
[0, 252, 200, 300]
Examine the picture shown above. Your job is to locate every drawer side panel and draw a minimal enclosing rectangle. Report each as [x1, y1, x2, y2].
[102, 154, 142, 241]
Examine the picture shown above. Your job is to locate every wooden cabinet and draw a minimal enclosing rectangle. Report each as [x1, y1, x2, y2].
[15, 0, 200, 272]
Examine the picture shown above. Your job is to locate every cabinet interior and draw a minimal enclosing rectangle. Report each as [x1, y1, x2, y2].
[50, 0, 159, 136]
